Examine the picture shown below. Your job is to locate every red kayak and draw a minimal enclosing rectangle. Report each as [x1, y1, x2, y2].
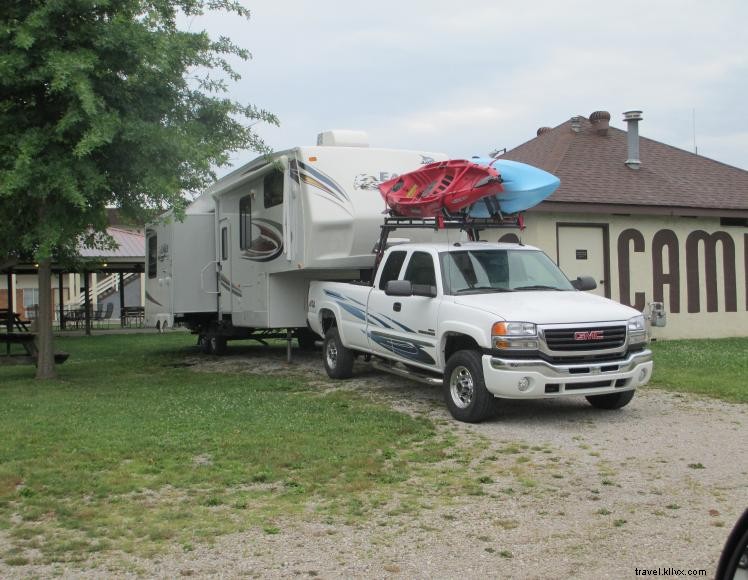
[378, 159, 503, 218]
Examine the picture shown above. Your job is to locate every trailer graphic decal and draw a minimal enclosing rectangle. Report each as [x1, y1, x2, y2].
[367, 330, 436, 365]
[145, 291, 163, 307]
[219, 274, 242, 297]
[242, 219, 283, 262]
[290, 159, 353, 215]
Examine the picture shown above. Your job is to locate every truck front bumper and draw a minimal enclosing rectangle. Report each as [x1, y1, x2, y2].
[482, 349, 652, 399]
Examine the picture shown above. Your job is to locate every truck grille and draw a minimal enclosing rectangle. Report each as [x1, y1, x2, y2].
[543, 326, 626, 351]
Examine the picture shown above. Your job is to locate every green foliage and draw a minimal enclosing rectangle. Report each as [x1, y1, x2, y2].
[650, 338, 747, 403]
[0, 0, 277, 261]
[0, 333, 442, 562]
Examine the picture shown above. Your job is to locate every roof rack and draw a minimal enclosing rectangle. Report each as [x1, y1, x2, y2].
[372, 211, 525, 280]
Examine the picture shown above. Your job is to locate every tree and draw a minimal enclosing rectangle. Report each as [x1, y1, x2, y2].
[0, 0, 278, 378]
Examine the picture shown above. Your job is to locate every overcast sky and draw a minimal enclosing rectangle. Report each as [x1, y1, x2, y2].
[191, 0, 748, 174]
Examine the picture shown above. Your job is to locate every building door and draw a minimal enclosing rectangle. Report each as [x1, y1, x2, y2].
[557, 224, 609, 297]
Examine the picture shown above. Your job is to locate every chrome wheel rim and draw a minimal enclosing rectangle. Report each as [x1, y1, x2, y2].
[450, 365, 474, 409]
[326, 341, 338, 369]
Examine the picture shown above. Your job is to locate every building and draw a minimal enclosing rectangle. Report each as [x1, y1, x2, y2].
[1, 213, 145, 325]
[501, 110, 747, 339]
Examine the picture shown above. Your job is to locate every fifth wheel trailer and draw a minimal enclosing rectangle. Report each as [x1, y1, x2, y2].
[145, 131, 454, 352]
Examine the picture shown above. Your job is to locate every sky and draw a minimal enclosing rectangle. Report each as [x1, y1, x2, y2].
[188, 0, 748, 175]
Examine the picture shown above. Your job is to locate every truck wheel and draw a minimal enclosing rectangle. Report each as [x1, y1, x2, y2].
[586, 389, 635, 410]
[323, 327, 354, 379]
[209, 336, 227, 356]
[444, 350, 496, 423]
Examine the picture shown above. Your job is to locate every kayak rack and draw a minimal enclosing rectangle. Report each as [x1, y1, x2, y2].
[371, 212, 525, 282]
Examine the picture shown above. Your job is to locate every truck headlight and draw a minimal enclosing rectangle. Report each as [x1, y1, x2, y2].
[492, 321, 538, 350]
[628, 315, 647, 345]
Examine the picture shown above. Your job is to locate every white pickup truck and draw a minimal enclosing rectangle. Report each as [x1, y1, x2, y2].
[307, 241, 653, 423]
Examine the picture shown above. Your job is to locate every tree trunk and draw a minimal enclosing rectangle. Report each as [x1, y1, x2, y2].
[35, 257, 57, 379]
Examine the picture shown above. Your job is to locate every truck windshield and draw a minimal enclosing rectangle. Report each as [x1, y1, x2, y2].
[440, 249, 574, 294]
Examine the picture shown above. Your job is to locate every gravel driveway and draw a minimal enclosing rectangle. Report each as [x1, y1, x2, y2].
[4, 346, 747, 579]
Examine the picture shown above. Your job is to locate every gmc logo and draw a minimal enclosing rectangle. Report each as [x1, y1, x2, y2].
[575, 330, 604, 341]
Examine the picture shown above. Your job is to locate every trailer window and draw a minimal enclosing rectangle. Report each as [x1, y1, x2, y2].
[147, 233, 157, 279]
[378, 251, 407, 290]
[239, 195, 252, 250]
[221, 226, 228, 261]
[264, 170, 284, 208]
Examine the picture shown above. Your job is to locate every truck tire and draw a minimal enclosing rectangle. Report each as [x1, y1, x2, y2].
[323, 327, 354, 379]
[444, 350, 497, 423]
[586, 389, 635, 410]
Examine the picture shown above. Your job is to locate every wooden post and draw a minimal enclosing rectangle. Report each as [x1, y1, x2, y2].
[5, 270, 11, 334]
[58, 272, 65, 330]
[119, 272, 125, 327]
[5, 270, 11, 355]
[84, 271, 91, 336]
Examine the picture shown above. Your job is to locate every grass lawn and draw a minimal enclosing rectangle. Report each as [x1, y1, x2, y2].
[649, 337, 747, 403]
[0, 333, 454, 565]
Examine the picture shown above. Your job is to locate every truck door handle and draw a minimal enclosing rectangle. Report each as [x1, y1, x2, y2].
[393, 302, 401, 312]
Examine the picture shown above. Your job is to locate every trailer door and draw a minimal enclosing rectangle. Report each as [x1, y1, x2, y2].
[218, 217, 234, 314]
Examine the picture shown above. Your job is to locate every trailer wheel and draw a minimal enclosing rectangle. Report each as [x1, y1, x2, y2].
[323, 327, 354, 379]
[296, 328, 318, 351]
[199, 335, 211, 354]
[443, 350, 497, 423]
[586, 389, 635, 410]
[209, 336, 227, 356]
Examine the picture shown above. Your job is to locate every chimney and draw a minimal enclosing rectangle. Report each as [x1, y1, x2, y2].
[623, 110, 643, 170]
[589, 110, 610, 136]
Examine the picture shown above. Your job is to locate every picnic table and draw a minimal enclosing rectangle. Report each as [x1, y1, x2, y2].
[121, 306, 145, 327]
[0, 309, 69, 366]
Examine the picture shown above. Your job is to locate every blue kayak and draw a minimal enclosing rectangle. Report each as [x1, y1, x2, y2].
[467, 157, 560, 216]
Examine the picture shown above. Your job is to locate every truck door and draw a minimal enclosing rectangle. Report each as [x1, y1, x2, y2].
[366, 250, 440, 369]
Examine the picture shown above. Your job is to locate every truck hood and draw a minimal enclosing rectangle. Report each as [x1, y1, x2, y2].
[453, 291, 641, 324]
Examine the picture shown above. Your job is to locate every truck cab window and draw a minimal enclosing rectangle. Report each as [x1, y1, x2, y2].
[404, 251, 436, 286]
[378, 250, 407, 290]
[264, 170, 284, 208]
[147, 233, 157, 278]
[239, 195, 252, 250]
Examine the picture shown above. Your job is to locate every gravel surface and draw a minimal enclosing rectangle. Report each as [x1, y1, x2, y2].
[3, 346, 746, 579]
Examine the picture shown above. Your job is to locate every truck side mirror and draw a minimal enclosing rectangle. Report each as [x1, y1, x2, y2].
[385, 280, 413, 296]
[571, 276, 597, 291]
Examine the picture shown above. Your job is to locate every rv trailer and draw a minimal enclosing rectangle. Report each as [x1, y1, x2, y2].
[145, 131, 449, 353]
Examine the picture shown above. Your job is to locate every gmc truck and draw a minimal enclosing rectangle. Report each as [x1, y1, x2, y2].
[307, 241, 653, 423]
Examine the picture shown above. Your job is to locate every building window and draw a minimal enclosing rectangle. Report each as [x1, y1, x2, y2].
[239, 195, 252, 250]
[264, 170, 284, 208]
[147, 233, 157, 278]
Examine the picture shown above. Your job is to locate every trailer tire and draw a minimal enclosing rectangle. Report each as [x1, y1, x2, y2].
[443, 350, 497, 423]
[323, 327, 354, 379]
[209, 336, 227, 356]
[296, 328, 318, 351]
[586, 389, 635, 410]
[199, 335, 211, 354]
